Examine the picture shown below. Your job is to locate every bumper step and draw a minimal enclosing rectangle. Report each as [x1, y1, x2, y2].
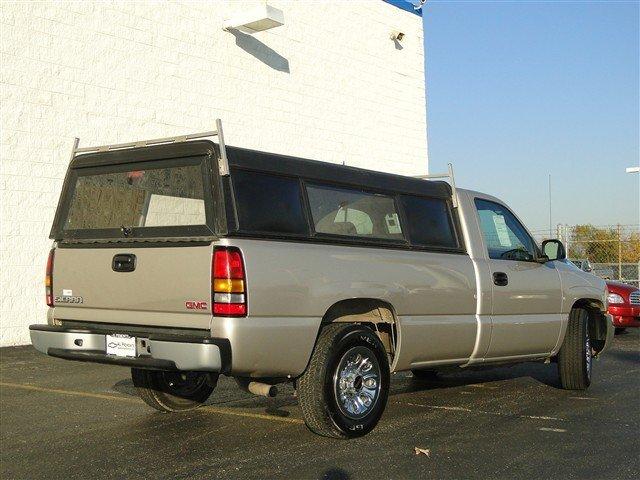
[47, 348, 179, 370]
[29, 324, 230, 372]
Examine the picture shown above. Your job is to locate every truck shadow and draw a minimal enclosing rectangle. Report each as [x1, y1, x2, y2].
[112, 377, 299, 417]
[602, 348, 640, 363]
[392, 361, 563, 396]
[111, 361, 564, 419]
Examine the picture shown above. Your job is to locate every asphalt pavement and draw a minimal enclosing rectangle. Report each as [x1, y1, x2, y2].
[1, 329, 638, 480]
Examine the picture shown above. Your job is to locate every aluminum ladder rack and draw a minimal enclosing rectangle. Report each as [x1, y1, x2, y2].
[413, 163, 458, 208]
[68, 118, 456, 206]
[68, 118, 231, 176]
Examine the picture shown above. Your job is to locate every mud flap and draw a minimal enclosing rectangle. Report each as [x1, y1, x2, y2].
[591, 313, 614, 357]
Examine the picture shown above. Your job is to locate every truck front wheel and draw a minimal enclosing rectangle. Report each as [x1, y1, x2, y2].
[297, 324, 390, 439]
[557, 308, 592, 390]
[131, 368, 216, 412]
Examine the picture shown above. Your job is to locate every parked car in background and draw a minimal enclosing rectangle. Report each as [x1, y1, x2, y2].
[570, 258, 593, 273]
[606, 281, 640, 333]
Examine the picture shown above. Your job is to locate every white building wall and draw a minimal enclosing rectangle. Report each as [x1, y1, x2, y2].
[0, 0, 427, 346]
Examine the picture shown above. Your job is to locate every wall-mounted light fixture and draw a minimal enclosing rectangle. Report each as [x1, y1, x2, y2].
[223, 4, 285, 34]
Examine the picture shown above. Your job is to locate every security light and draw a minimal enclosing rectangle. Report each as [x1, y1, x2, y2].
[223, 4, 284, 34]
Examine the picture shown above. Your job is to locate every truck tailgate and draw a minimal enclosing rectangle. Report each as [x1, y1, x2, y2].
[52, 244, 212, 329]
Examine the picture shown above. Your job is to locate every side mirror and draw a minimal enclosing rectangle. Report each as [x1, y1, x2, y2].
[541, 239, 566, 262]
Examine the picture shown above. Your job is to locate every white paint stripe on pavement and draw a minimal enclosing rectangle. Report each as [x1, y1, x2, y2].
[403, 402, 564, 422]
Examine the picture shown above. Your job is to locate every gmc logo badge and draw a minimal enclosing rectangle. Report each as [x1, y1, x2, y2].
[185, 300, 208, 310]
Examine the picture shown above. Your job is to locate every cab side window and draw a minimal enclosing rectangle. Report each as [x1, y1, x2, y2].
[474, 199, 536, 261]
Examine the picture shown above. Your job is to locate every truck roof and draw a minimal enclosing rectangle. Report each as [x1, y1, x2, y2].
[70, 140, 453, 201]
[226, 144, 452, 199]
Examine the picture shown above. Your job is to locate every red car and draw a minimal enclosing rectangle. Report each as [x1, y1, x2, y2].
[606, 281, 640, 332]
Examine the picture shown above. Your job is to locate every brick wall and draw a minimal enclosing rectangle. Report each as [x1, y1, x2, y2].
[0, 0, 427, 346]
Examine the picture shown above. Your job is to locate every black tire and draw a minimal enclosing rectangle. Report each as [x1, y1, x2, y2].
[131, 368, 216, 412]
[297, 324, 390, 439]
[557, 308, 592, 390]
[615, 327, 626, 335]
[411, 369, 439, 381]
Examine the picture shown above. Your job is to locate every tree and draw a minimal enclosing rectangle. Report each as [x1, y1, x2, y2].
[567, 225, 640, 264]
[622, 231, 640, 263]
[568, 225, 618, 263]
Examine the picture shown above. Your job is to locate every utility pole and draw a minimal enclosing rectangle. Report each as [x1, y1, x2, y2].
[548, 174, 552, 238]
[624, 166, 638, 283]
[617, 224, 622, 281]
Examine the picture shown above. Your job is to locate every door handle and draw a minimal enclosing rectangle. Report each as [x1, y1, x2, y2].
[493, 272, 508, 286]
[112, 254, 136, 273]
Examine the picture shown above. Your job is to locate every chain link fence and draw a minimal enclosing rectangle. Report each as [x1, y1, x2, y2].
[551, 225, 640, 287]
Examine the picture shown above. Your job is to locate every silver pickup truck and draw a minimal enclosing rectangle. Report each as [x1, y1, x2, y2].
[30, 124, 613, 438]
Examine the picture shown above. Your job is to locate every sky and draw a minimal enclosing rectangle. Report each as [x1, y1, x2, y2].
[422, 0, 639, 235]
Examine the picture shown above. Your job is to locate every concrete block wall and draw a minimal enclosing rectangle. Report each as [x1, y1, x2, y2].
[0, 0, 427, 346]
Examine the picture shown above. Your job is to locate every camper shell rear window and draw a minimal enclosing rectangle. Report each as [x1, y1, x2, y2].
[51, 141, 220, 241]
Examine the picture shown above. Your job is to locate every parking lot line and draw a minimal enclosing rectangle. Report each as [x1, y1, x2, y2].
[0, 382, 304, 425]
[401, 401, 564, 422]
[0, 382, 139, 403]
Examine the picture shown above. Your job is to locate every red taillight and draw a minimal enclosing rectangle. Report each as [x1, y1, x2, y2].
[45, 248, 55, 307]
[212, 247, 246, 317]
[213, 249, 245, 279]
[213, 303, 246, 316]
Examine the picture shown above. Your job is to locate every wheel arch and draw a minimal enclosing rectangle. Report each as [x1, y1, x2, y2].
[318, 298, 400, 367]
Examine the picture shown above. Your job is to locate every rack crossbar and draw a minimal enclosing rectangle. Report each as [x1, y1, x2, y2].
[68, 118, 231, 176]
[74, 130, 219, 154]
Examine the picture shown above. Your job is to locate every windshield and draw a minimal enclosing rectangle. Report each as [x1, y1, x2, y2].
[55, 156, 214, 239]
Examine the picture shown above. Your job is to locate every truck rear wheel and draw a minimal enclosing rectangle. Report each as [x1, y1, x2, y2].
[297, 324, 390, 439]
[131, 368, 216, 412]
[557, 308, 592, 390]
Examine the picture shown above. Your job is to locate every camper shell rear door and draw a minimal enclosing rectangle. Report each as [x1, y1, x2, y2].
[49, 140, 225, 330]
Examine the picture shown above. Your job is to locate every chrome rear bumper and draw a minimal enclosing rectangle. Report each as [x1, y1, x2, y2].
[29, 325, 230, 372]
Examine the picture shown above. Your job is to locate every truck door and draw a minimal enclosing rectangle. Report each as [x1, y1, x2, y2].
[474, 198, 563, 358]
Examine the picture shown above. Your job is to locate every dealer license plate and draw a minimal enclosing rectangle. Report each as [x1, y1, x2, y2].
[106, 334, 136, 357]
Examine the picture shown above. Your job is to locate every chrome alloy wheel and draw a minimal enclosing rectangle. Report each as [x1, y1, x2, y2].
[161, 371, 208, 397]
[333, 346, 382, 419]
[585, 330, 592, 380]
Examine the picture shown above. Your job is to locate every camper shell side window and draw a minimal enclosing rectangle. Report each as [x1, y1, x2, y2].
[226, 161, 464, 253]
